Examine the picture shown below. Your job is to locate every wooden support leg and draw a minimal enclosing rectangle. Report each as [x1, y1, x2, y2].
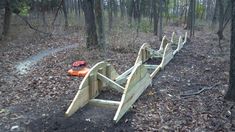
[98, 68, 105, 90]
[89, 74, 98, 98]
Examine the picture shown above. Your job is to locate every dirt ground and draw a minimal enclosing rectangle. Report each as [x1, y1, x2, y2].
[0, 25, 234, 131]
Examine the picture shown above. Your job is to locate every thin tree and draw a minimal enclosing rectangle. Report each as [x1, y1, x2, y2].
[62, 0, 68, 28]
[187, 0, 196, 37]
[217, 0, 224, 40]
[212, 0, 219, 28]
[94, 0, 105, 48]
[153, 0, 159, 36]
[2, 0, 12, 36]
[158, 0, 163, 40]
[120, 0, 125, 18]
[225, 0, 235, 101]
[108, 0, 113, 31]
[82, 0, 98, 48]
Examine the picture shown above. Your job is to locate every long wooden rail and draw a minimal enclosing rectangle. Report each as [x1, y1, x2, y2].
[65, 32, 188, 123]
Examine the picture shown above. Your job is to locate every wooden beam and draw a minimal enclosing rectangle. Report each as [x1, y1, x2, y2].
[146, 48, 163, 58]
[97, 73, 124, 93]
[114, 64, 152, 122]
[173, 36, 183, 55]
[89, 99, 120, 108]
[159, 43, 174, 69]
[144, 64, 159, 69]
[158, 36, 169, 52]
[134, 43, 151, 64]
[183, 32, 188, 44]
[171, 32, 175, 44]
[150, 66, 161, 79]
[115, 66, 134, 84]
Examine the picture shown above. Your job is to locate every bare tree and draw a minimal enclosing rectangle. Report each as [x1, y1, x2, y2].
[108, 0, 113, 31]
[94, 0, 105, 48]
[225, 0, 235, 101]
[82, 0, 98, 48]
[62, 0, 68, 28]
[2, 0, 11, 36]
[187, 0, 196, 37]
[217, 0, 224, 40]
[153, 0, 159, 36]
[158, 0, 163, 40]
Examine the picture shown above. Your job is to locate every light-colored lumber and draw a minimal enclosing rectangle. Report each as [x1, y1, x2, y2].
[183, 32, 188, 44]
[65, 61, 119, 117]
[158, 36, 169, 53]
[97, 73, 124, 93]
[113, 63, 152, 122]
[159, 43, 174, 69]
[147, 48, 163, 58]
[150, 66, 161, 79]
[144, 64, 159, 70]
[65, 32, 188, 123]
[89, 99, 120, 109]
[89, 73, 97, 98]
[171, 32, 175, 44]
[134, 43, 151, 65]
[115, 66, 134, 84]
[173, 36, 183, 55]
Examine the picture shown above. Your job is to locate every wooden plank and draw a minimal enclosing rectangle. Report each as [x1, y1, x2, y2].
[106, 64, 111, 78]
[173, 36, 183, 55]
[115, 66, 134, 83]
[89, 99, 120, 109]
[89, 74, 98, 98]
[134, 43, 151, 65]
[183, 32, 188, 44]
[158, 36, 169, 53]
[98, 68, 105, 90]
[113, 64, 152, 122]
[144, 64, 159, 70]
[146, 48, 163, 58]
[159, 43, 174, 69]
[171, 32, 175, 44]
[97, 73, 124, 93]
[65, 85, 90, 117]
[150, 66, 161, 79]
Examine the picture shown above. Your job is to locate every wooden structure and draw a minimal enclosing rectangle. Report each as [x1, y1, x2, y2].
[65, 32, 188, 123]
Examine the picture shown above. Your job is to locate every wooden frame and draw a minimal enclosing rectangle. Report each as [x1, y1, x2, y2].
[65, 32, 187, 123]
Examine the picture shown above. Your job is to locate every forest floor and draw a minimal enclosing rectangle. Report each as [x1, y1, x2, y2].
[0, 25, 234, 131]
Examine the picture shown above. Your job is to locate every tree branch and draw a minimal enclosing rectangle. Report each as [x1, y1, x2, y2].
[16, 14, 52, 35]
[51, 0, 64, 26]
[180, 83, 220, 97]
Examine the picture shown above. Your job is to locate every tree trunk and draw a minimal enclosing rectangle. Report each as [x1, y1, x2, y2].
[188, 0, 195, 37]
[206, 0, 212, 20]
[108, 0, 113, 31]
[2, 0, 11, 36]
[82, 0, 98, 48]
[78, 0, 81, 17]
[165, 0, 170, 24]
[212, 0, 219, 28]
[158, 0, 163, 40]
[62, 0, 68, 28]
[217, 0, 224, 40]
[94, 0, 105, 48]
[128, 0, 135, 24]
[120, 0, 125, 18]
[42, 0, 47, 26]
[225, 0, 235, 101]
[173, 0, 176, 16]
[153, 0, 159, 36]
